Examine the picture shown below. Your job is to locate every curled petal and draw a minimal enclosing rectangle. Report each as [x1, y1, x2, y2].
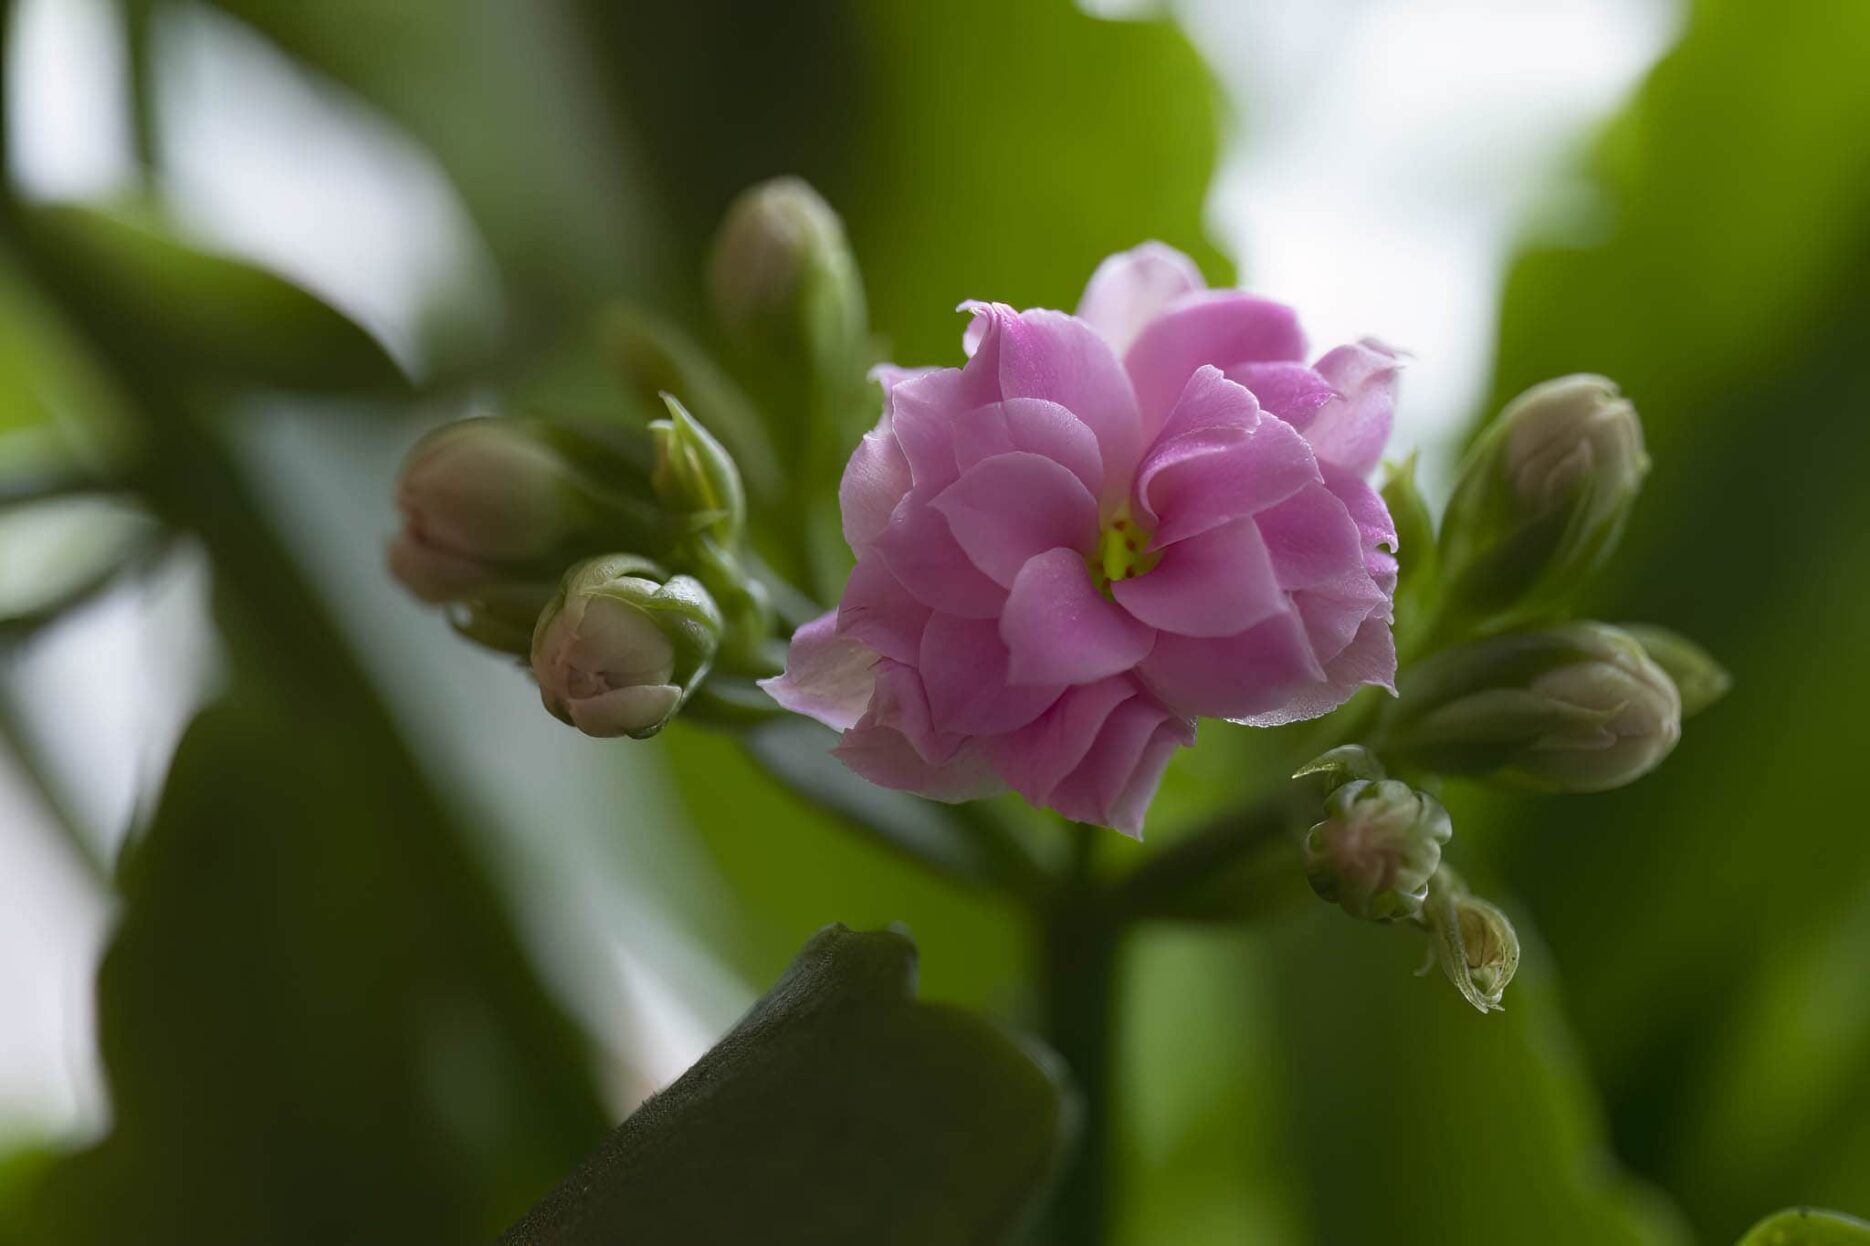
[1303, 339, 1401, 476]
[1236, 612, 1396, 728]
[760, 610, 878, 731]
[919, 613, 1063, 736]
[1153, 363, 1261, 444]
[952, 398, 1104, 501]
[1074, 241, 1207, 355]
[1002, 548, 1156, 685]
[834, 722, 1003, 803]
[987, 677, 1139, 807]
[1135, 405, 1320, 547]
[1123, 290, 1306, 438]
[1227, 361, 1335, 424]
[1050, 697, 1195, 838]
[931, 451, 1099, 586]
[839, 422, 912, 557]
[887, 368, 972, 494]
[1255, 481, 1370, 593]
[1113, 517, 1285, 639]
[874, 497, 1007, 619]
[835, 556, 931, 663]
[1141, 609, 1324, 721]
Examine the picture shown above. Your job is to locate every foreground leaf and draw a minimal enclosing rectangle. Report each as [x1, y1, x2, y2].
[502, 923, 1068, 1246]
[1739, 1209, 1870, 1246]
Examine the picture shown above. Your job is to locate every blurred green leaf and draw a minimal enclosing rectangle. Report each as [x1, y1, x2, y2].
[0, 496, 155, 635]
[13, 690, 609, 1245]
[0, 250, 133, 485]
[500, 923, 1068, 1246]
[17, 201, 403, 393]
[1738, 1209, 1870, 1246]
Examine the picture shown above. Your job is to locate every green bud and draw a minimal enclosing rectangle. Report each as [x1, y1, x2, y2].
[530, 554, 722, 739]
[1292, 744, 1388, 795]
[1622, 623, 1731, 718]
[708, 176, 865, 372]
[652, 394, 746, 546]
[1304, 779, 1452, 922]
[1383, 621, 1682, 793]
[1420, 869, 1519, 1013]
[1440, 375, 1648, 630]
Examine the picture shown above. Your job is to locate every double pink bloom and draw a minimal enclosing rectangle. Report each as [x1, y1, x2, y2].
[763, 243, 1400, 835]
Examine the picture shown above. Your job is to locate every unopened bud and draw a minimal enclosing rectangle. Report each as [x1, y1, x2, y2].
[1440, 375, 1648, 629]
[1384, 621, 1682, 793]
[1420, 869, 1519, 1013]
[531, 554, 722, 739]
[1622, 623, 1731, 718]
[652, 394, 745, 545]
[1304, 779, 1452, 922]
[708, 176, 864, 369]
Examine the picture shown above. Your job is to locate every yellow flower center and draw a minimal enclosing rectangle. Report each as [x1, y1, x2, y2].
[1088, 505, 1161, 597]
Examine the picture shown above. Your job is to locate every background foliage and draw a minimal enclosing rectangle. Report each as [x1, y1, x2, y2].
[2, 0, 1869, 1242]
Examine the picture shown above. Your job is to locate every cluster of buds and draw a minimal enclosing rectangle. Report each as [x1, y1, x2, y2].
[389, 176, 874, 741]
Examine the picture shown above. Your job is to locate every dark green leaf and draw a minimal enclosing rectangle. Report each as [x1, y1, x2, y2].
[501, 923, 1069, 1246]
[1738, 1209, 1870, 1246]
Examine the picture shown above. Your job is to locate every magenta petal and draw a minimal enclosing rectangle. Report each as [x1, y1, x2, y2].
[1002, 548, 1156, 685]
[919, 613, 1063, 736]
[931, 451, 1099, 587]
[836, 556, 931, 663]
[1255, 481, 1368, 592]
[964, 302, 1145, 507]
[952, 398, 1105, 501]
[886, 368, 971, 494]
[1227, 361, 1335, 424]
[1235, 613, 1396, 728]
[874, 497, 1007, 619]
[1304, 339, 1400, 475]
[1113, 518, 1284, 639]
[1136, 412, 1320, 548]
[1123, 290, 1306, 438]
[1050, 696, 1195, 838]
[1292, 575, 1389, 667]
[1141, 609, 1324, 721]
[759, 610, 879, 731]
[839, 422, 912, 557]
[1074, 242, 1207, 355]
[987, 677, 1139, 807]
[1154, 364, 1261, 444]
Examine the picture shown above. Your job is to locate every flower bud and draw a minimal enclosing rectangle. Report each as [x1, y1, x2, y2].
[1304, 779, 1452, 922]
[707, 176, 864, 369]
[531, 554, 722, 739]
[1293, 744, 1388, 795]
[1420, 869, 1519, 1013]
[388, 418, 591, 603]
[1622, 623, 1731, 718]
[1384, 621, 1682, 793]
[652, 394, 745, 546]
[1439, 375, 1648, 629]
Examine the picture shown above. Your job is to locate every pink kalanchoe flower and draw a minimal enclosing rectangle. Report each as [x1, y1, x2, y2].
[762, 242, 1401, 836]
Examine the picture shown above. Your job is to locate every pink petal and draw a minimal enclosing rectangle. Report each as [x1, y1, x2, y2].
[986, 677, 1139, 807]
[886, 367, 971, 495]
[835, 556, 931, 663]
[1112, 517, 1285, 639]
[931, 451, 1099, 587]
[874, 496, 1007, 620]
[1050, 696, 1195, 838]
[1292, 574, 1390, 667]
[834, 725, 1003, 803]
[952, 398, 1104, 501]
[1153, 364, 1261, 444]
[1123, 290, 1306, 438]
[1001, 547, 1157, 685]
[1227, 361, 1335, 424]
[1141, 609, 1324, 722]
[759, 611, 879, 731]
[1135, 408, 1320, 548]
[839, 421, 912, 557]
[963, 302, 1145, 508]
[920, 613, 1063, 736]
[1074, 242, 1208, 356]
[860, 660, 966, 766]
[1304, 339, 1400, 476]
[1235, 613, 1396, 728]
[1255, 481, 1369, 592]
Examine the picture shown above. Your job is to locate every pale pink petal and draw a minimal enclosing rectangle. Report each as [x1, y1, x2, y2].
[1292, 574, 1389, 667]
[1227, 361, 1335, 423]
[1074, 241, 1207, 355]
[919, 613, 1063, 736]
[1112, 518, 1285, 639]
[1255, 481, 1368, 592]
[952, 398, 1104, 500]
[874, 498, 1007, 619]
[963, 302, 1144, 508]
[839, 423, 912, 557]
[1234, 613, 1396, 727]
[1123, 291, 1306, 438]
[931, 452, 1099, 587]
[861, 660, 966, 765]
[759, 610, 879, 731]
[1140, 609, 1324, 721]
[1050, 697, 1195, 838]
[1303, 339, 1400, 476]
[986, 677, 1139, 807]
[835, 556, 931, 663]
[886, 368, 970, 494]
[834, 726, 1003, 803]
[1135, 412, 1320, 548]
[1001, 548, 1156, 685]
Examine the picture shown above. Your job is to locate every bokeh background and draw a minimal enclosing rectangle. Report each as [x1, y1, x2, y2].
[2, 0, 1868, 1241]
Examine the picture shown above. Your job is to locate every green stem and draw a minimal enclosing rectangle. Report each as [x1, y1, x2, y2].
[1033, 832, 1118, 1246]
